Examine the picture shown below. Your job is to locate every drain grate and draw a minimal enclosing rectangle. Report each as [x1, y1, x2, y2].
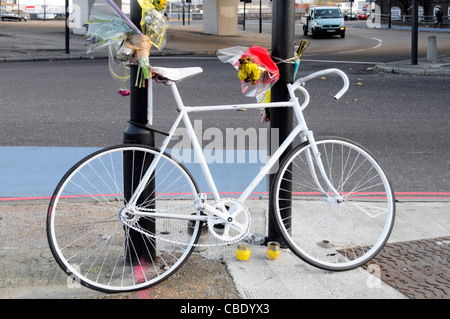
[361, 236, 450, 299]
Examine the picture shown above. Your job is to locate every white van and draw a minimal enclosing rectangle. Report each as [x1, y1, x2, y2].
[301, 6, 346, 38]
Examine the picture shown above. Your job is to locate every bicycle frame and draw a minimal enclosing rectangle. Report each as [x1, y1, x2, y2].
[128, 68, 349, 221]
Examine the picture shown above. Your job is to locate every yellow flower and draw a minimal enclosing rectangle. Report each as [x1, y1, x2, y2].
[238, 60, 261, 84]
[153, 0, 167, 11]
[238, 70, 248, 81]
[248, 63, 261, 83]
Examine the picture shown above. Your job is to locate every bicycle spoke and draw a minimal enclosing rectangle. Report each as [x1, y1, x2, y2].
[47, 145, 200, 292]
[272, 138, 395, 270]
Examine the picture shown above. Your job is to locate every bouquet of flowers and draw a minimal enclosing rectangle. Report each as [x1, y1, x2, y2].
[218, 46, 279, 122]
[218, 46, 280, 99]
[85, 0, 168, 90]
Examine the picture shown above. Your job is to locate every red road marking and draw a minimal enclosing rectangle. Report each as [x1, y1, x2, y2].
[2, 192, 449, 202]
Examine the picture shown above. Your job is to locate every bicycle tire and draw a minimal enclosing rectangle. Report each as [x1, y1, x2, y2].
[271, 137, 395, 271]
[47, 144, 201, 293]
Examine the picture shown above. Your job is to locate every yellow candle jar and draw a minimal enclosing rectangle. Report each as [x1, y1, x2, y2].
[266, 242, 280, 260]
[236, 243, 251, 261]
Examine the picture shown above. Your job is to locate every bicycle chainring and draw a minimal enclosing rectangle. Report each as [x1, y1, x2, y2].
[207, 199, 251, 243]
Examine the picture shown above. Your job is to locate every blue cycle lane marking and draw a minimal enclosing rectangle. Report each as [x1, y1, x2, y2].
[0, 146, 267, 200]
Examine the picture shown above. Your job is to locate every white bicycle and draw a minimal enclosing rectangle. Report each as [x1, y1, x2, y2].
[47, 66, 395, 293]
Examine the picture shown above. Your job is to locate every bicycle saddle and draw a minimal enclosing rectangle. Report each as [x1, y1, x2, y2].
[152, 66, 203, 83]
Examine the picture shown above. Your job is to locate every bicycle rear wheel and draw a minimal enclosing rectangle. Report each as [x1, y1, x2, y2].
[47, 144, 201, 293]
[271, 137, 395, 271]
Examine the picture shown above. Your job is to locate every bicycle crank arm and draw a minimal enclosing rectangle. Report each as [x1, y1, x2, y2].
[203, 204, 237, 223]
[138, 212, 208, 221]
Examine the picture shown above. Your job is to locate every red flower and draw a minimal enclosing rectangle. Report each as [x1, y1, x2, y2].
[118, 89, 131, 97]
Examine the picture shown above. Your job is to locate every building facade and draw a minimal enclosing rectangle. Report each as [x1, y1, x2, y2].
[375, 0, 449, 21]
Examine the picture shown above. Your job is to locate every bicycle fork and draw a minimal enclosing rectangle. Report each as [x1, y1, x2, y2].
[303, 131, 343, 202]
[289, 85, 343, 203]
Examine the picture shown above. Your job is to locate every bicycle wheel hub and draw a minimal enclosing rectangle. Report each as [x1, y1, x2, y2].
[119, 206, 139, 225]
[326, 197, 343, 204]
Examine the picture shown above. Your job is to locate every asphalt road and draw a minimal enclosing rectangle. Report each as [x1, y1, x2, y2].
[207, 19, 450, 62]
[1, 55, 449, 194]
[0, 21, 449, 195]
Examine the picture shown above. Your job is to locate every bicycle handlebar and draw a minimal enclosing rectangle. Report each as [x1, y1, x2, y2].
[291, 68, 350, 101]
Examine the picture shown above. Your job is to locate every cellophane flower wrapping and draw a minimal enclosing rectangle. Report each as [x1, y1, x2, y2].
[217, 46, 280, 100]
[140, 0, 167, 50]
[86, 0, 168, 89]
[85, 0, 133, 54]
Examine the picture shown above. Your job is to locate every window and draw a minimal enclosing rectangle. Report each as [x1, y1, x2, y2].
[314, 9, 342, 19]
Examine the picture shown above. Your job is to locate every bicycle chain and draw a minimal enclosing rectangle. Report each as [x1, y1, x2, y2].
[119, 198, 251, 248]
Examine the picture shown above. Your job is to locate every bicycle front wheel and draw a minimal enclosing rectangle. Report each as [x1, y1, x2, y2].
[47, 145, 201, 293]
[271, 137, 395, 271]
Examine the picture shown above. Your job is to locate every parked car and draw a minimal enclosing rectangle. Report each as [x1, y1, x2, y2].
[0, 12, 27, 22]
[358, 12, 368, 20]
